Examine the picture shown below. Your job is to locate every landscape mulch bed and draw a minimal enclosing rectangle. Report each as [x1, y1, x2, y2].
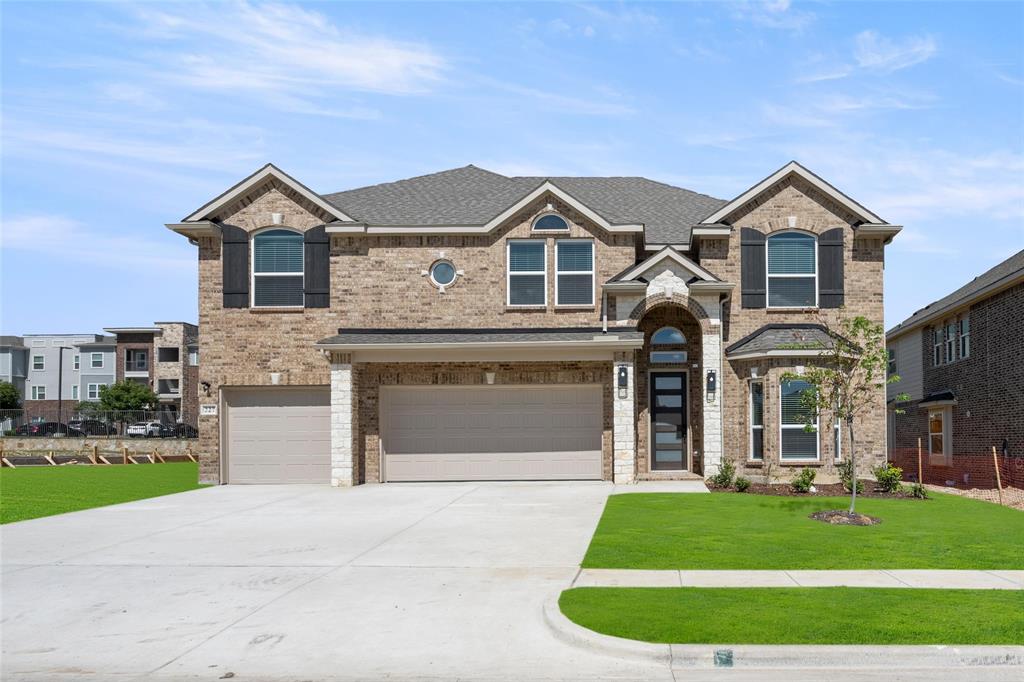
[708, 480, 921, 499]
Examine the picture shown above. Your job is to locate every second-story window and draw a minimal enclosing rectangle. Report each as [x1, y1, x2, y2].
[958, 315, 970, 358]
[32, 355, 44, 370]
[252, 229, 304, 308]
[555, 240, 594, 306]
[944, 320, 957, 363]
[507, 241, 546, 306]
[125, 349, 147, 372]
[73, 354, 80, 370]
[887, 348, 896, 376]
[91, 352, 103, 368]
[932, 328, 943, 366]
[767, 232, 817, 308]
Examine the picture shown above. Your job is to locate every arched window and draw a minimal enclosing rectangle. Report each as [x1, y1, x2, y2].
[252, 228, 304, 307]
[651, 326, 687, 364]
[767, 232, 817, 308]
[532, 213, 569, 231]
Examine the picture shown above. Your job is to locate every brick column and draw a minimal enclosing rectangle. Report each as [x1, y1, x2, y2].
[612, 353, 636, 484]
[330, 353, 355, 487]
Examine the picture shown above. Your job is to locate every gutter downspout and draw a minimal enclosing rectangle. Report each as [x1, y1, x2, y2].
[601, 290, 608, 334]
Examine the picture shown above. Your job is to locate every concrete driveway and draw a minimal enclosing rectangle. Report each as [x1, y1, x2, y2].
[2, 482, 672, 681]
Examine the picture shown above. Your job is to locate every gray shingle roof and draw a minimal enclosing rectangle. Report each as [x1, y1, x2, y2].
[888, 249, 1024, 336]
[317, 327, 643, 346]
[323, 165, 726, 245]
[725, 324, 833, 357]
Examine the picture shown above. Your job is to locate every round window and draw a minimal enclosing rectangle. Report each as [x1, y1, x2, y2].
[429, 260, 457, 287]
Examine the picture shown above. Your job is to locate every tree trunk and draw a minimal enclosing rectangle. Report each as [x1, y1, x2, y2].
[848, 419, 857, 513]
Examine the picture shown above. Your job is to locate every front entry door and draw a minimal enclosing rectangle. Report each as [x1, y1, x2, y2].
[651, 372, 688, 470]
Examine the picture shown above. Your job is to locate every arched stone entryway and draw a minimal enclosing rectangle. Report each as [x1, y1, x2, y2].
[635, 302, 706, 476]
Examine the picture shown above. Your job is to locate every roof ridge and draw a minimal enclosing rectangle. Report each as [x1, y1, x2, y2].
[325, 165, 511, 198]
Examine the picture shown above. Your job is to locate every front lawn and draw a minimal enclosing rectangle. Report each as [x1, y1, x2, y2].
[560, 587, 1024, 644]
[583, 493, 1024, 569]
[0, 462, 207, 523]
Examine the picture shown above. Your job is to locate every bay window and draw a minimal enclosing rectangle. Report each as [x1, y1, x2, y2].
[780, 378, 818, 460]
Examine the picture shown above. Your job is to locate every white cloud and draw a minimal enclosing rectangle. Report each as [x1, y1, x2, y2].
[814, 92, 935, 114]
[0, 215, 194, 272]
[853, 30, 937, 73]
[731, 0, 816, 31]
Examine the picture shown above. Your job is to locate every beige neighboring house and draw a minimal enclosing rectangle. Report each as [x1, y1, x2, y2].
[168, 161, 900, 486]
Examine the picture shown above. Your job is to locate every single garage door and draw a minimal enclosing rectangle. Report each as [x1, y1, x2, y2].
[224, 387, 330, 484]
[381, 384, 603, 482]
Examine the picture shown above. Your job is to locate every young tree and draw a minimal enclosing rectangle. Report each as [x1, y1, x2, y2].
[0, 380, 21, 409]
[782, 312, 908, 514]
[96, 381, 158, 411]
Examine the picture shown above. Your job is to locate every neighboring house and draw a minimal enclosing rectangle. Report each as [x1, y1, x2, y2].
[886, 249, 1024, 488]
[0, 336, 29, 400]
[22, 334, 109, 419]
[105, 322, 199, 422]
[167, 161, 900, 486]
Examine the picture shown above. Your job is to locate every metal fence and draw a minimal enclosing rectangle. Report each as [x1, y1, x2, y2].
[0, 409, 198, 439]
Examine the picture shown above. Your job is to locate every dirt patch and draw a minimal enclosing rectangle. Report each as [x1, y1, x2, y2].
[809, 509, 882, 526]
[923, 484, 1024, 511]
[709, 480, 922, 499]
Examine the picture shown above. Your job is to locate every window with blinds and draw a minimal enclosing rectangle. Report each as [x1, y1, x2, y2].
[767, 232, 817, 308]
[780, 378, 818, 460]
[507, 241, 546, 306]
[749, 380, 764, 460]
[556, 240, 594, 306]
[252, 229, 304, 307]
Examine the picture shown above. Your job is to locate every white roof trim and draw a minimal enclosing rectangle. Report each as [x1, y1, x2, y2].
[691, 224, 732, 238]
[103, 327, 162, 335]
[165, 221, 221, 240]
[614, 247, 719, 284]
[700, 161, 884, 225]
[184, 164, 354, 223]
[726, 348, 831, 361]
[854, 223, 902, 243]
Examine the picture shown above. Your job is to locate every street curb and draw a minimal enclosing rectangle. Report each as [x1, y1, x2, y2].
[543, 591, 1024, 669]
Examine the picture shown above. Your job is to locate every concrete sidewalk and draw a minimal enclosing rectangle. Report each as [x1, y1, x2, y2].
[574, 568, 1024, 589]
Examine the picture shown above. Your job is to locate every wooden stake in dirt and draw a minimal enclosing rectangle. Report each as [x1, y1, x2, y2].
[91, 445, 98, 465]
[992, 445, 1004, 506]
[917, 437, 923, 484]
[122, 446, 128, 465]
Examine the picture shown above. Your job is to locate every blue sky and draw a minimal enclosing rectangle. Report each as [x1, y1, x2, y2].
[2, 1, 1021, 334]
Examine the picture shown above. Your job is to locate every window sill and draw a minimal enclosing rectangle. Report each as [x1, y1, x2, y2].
[554, 304, 596, 310]
[249, 307, 306, 314]
[767, 307, 819, 313]
[779, 459, 822, 466]
[506, 305, 547, 311]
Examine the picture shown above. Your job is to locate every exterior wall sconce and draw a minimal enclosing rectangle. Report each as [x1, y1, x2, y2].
[617, 364, 629, 399]
[201, 381, 211, 396]
[706, 369, 717, 402]
[484, 372, 496, 385]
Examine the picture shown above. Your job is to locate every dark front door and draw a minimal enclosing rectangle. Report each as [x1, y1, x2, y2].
[651, 372, 688, 470]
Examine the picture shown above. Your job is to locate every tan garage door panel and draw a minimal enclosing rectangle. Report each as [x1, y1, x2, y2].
[382, 385, 603, 481]
[225, 388, 330, 484]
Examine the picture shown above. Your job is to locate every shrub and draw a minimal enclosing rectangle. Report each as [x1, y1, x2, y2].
[874, 462, 904, 493]
[735, 476, 751, 492]
[791, 467, 816, 493]
[709, 460, 736, 488]
[908, 483, 929, 499]
[836, 458, 864, 494]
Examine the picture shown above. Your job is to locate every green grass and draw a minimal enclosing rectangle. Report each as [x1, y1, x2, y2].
[583, 493, 1024, 569]
[561, 587, 1024, 644]
[0, 463, 208, 523]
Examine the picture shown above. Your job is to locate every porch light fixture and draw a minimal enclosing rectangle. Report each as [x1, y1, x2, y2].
[706, 369, 717, 400]
[617, 364, 629, 399]
[201, 381, 211, 396]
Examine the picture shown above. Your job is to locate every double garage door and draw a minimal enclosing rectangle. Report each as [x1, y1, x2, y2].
[224, 384, 603, 483]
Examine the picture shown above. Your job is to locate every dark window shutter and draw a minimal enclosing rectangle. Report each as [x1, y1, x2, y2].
[221, 224, 249, 308]
[818, 227, 844, 308]
[304, 225, 330, 308]
[740, 227, 766, 309]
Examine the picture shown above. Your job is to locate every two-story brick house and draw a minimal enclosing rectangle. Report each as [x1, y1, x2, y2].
[168, 161, 900, 486]
[886, 249, 1023, 488]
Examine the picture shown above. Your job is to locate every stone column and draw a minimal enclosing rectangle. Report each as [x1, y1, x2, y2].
[701, 330, 724, 477]
[612, 353, 636, 484]
[330, 353, 355, 487]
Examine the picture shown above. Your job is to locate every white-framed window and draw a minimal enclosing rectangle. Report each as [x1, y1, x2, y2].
[749, 379, 764, 460]
[87, 383, 105, 400]
[833, 406, 843, 461]
[958, 315, 970, 359]
[73, 354, 80, 370]
[532, 213, 569, 231]
[252, 228, 304, 308]
[91, 352, 104, 368]
[188, 349, 199, 366]
[780, 378, 819, 460]
[650, 326, 688, 364]
[887, 348, 896, 376]
[31, 385, 46, 400]
[766, 232, 817, 308]
[32, 355, 44, 370]
[932, 328, 943, 367]
[507, 240, 546, 307]
[944, 320, 957, 363]
[555, 240, 594, 306]
[928, 407, 952, 463]
[428, 260, 457, 289]
[71, 385, 79, 400]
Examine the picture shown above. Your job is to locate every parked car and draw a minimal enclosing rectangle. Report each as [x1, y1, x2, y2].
[126, 421, 174, 438]
[69, 419, 117, 436]
[13, 422, 84, 437]
[174, 423, 198, 438]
